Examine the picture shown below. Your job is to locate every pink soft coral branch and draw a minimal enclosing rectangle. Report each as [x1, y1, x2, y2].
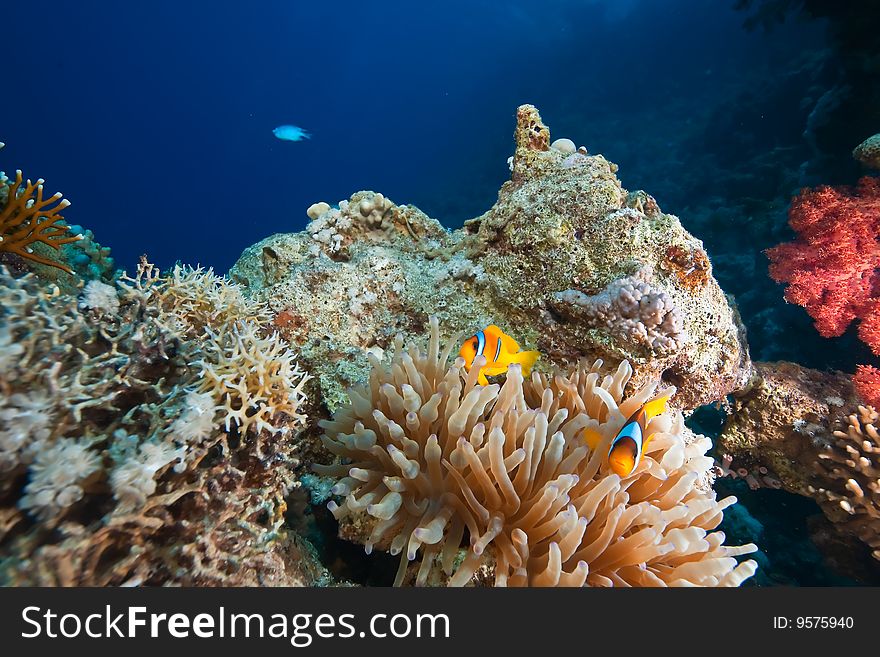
[767, 177, 880, 339]
[854, 365, 880, 408]
[766, 176, 880, 405]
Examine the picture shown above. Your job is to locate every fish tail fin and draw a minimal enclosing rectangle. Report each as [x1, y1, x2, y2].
[515, 350, 540, 377]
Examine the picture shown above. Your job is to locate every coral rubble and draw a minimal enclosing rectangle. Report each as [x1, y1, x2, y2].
[316, 317, 757, 586]
[231, 105, 751, 411]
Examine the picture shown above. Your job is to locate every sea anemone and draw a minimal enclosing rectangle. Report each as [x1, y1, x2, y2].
[316, 317, 757, 586]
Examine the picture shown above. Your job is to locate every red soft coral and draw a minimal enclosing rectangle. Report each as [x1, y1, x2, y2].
[853, 365, 880, 408]
[857, 299, 880, 356]
[766, 177, 880, 341]
[767, 177, 880, 407]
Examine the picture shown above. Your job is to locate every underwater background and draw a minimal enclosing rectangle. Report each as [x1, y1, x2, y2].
[2, 0, 880, 586]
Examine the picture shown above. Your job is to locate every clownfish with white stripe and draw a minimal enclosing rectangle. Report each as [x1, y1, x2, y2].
[583, 393, 672, 477]
[458, 325, 540, 386]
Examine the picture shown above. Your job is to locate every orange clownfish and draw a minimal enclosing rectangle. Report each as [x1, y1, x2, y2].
[459, 325, 540, 386]
[584, 393, 671, 478]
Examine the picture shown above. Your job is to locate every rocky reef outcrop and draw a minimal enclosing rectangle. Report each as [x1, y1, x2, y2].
[230, 105, 751, 412]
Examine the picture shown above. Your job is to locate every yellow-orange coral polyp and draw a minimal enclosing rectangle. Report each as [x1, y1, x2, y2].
[316, 317, 757, 586]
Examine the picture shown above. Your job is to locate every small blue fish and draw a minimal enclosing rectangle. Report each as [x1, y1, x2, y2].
[272, 125, 311, 142]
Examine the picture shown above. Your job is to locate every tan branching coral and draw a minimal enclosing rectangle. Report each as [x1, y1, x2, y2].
[0, 170, 83, 272]
[813, 405, 880, 560]
[316, 318, 757, 586]
[197, 321, 310, 443]
[120, 258, 311, 442]
[119, 257, 270, 336]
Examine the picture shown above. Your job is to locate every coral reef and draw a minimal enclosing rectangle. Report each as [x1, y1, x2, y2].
[719, 360, 880, 571]
[231, 105, 751, 411]
[0, 262, 322, 586]
[315, 318, 757, 587]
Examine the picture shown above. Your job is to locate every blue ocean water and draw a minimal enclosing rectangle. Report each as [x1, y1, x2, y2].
[1, 0, 821, 274]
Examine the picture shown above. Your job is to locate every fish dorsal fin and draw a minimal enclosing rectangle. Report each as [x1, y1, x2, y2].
[488, 325, 520, 353]
[641, 392, 672, 422]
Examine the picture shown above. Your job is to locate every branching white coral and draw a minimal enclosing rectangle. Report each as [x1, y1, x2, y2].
[119, 259, 269, 336]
